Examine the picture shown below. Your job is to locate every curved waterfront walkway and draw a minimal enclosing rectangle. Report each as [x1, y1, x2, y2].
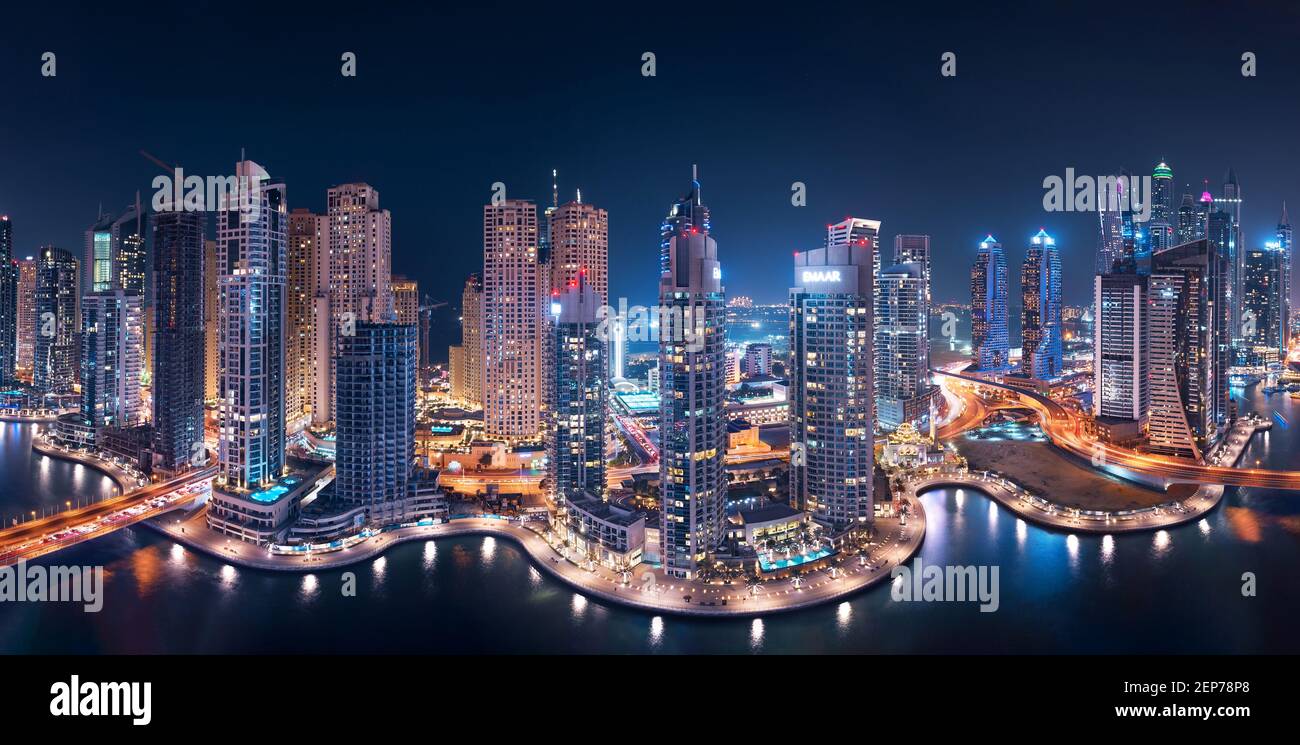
[30, 438, 134, 492]
[902, 465, 1223, 534]
[148, 497, 927, 617]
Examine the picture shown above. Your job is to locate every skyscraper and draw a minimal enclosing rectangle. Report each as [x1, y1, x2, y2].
[482, 200, 541, 439]
[0, 216, 16, 385]
[876, 262, 928, 430]
[1093, 273, 1148, 433]
[334, 321, 418, 506]
[545, 276, 606, 506]
[203, 239, 219, 403]
[151, 210, 206, 473]
[1277, 203, 1292, 354]
[1020, 229, 1062, 380]
[549, 199, 609, 305]
[80, 290, 144, 435]
[1242, 245, 1283, 354]
[216, 160, 287, 493]
[287, 208, 320, 428]
[659, 176, 726, 579]
[34, 245, 79, 394]
[1147, 239, 1229, 461]
[970, 235, 1009, 370]
[458, 273, 483, 406]
[1147, 162, 1176, 255]
[790, 242, 874, 531]
[15, 256, 36, 382]
[1221, 169, 1244, 347]
[1175, 192, 1204, 246]
[391, 274, 419, 372]
[1098, 181, 1125, 274]
[316, 183, 392, 426]
[659, 166, 710, 278]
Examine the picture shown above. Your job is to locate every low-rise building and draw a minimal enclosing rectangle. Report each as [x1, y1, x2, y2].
[565, 492, 646, 570]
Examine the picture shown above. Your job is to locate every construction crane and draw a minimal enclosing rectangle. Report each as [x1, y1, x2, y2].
[418, 295, 448, 370]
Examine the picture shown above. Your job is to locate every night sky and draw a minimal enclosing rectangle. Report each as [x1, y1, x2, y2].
[2, 1, 1298, 353]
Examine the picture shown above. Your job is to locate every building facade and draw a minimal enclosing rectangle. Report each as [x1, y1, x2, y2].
[1093, 273, 1148, 432]
[15, 256, 36, 382]
[1020, 229, 1062, 380]
[151, 210, 207, 472]
[334, 322, 418, 506]
[216, 160, 287, 493]
[545, 278, 607, 506]
[789, 243, 874, 531]
[970, 235, 1009, 370]
[876, 262, 929, 431]
[80, 290, 144, 436]
[34, 245, 79, 394]
[659, 182, 727, 579]
[482, 200, 541, 439]
[0, 217, 16, 385]
[287, 208, 320, 428]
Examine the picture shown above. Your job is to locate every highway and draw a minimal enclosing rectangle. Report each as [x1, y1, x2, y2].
[934, 368, 1300, 491]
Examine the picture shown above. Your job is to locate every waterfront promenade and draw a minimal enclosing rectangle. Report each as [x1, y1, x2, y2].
[148, 497, 927, 617]
[902, 464, 1222, 534]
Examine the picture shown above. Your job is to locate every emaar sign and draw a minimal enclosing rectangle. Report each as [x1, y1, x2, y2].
[801, 269, 841, 283]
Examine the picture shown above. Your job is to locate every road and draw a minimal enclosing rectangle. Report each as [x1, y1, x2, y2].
[0, 464, 216, 566]
[934, 368, 1300, 491]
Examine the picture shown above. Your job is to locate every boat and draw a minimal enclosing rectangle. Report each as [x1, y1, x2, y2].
[1290, 391, 1300, 400]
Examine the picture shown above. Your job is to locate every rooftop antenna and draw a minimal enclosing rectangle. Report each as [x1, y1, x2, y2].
[551, 169, 558, 210]
[576, 188, 582, 204]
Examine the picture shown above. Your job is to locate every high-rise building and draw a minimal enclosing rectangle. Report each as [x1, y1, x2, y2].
[659, 177, 726, 579]
[970, 235, 1009, 370]
[1098, 181, 1125, 274]
[317, 184, 392, 426]
[85, 212, 115, 294]
[1093, 273, 1148, 430]
[0, 216, 16, 385]
[391, 274, 420, 373]
[34, 245, 79, 394]
[658, 167, 710, 277]
[876, 262, 929, 430]
[334, 321, 418, 506]
[287, 209, 320, 428]
[80, 290, 144, 435]
[1207, 204, 1238, 347]
[790, 242, 874, 531]
[151, 210, 206, 473]
[548, 200, 608, 305]
[216, 160, 287, 493]
[458, 273, 483, 406]
[1147, 239, 1229, 461]
[742, 342, 772, 378]
[482, 200, 541, 439]
[1242, 245, 1283, 354]
[203, 239, 219, 402]
[1276, 203, 1292, 354]
[891, 233, 933, 418]
[1175, 192, 1205, 246]
[15, 256, 36, 382]
[448, 344, 467, 401]
[545, 277, 606, 507]
[1221, 169, 1244, 347]
[1020, 229, 1062, 380]
[1147, 162, 1176, 256]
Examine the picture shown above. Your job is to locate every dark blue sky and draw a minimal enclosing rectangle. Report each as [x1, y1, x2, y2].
[2, 1, 1298, 339]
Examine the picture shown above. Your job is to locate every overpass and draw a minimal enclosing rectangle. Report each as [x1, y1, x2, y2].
[0, 465, 216, 567]
[934, 368, 1300, 491]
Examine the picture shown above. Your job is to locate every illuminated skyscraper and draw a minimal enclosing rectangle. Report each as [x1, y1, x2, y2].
[1147, 162, 1176, 255]
[151, 210, 206, 472]
[15, 256, 36, 382]
[1175, 192, 1204, 246]
[1147, 239, 1229, 461]
[1242, 245, 1283, 354]
[659, 166, 710, 277]
[0, 216, 16, 385]
[455, 273, 483, 406]
[1277, 203, 1292, 354]
[34, 245, 79, 394]
[876, 262, 928, 430]
[335, 321, 418, 506]
[216, 160, 287, 492]
[659, 174, 726, 578]
[319, 184, 393, 426]
[287, 208, 320, 428]
[545, 276, 606, 507]
[482, 200, 541, 439]
[970, 235, 1009, 370]
[203, 239, 219, 402]
[549, 199, 608, 305]
[790, 242, 873, 530]
[80, 290, 144, 435]
[391, 274, 419, 367]
[1020, 229, 1062, 380]
[1093, 273, 1148, 432]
